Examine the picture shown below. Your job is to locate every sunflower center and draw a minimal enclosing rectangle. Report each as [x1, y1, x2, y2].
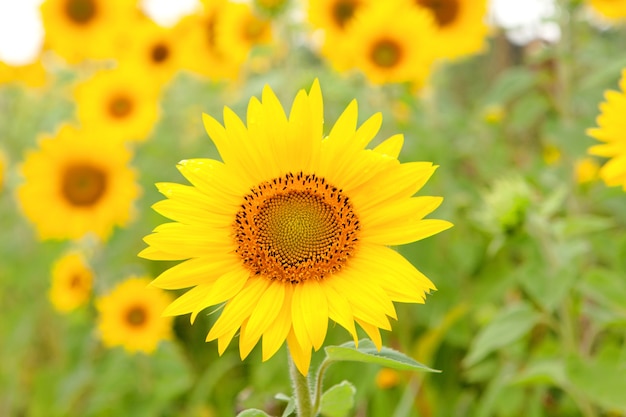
[65, 0, 97, 25]
[417, 0, 459, 27]
[151, 43, 170, 63]
[371, 39, 402, 68]
[108, 95, 133, 118]
[332, 0, 359, 28]
[61, 164, 107, 207]
[69, 274, 83, 289]
[234, 173, 360, 284]
[125, 306, 147, 327]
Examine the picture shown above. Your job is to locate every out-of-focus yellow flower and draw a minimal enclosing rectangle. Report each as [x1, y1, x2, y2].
[219, 1, 273, 63]
[542, 144, 561, 166]
[575, 158, 600, 184]
[117, 18, 185, 87]
[96, 277, 173, 354]
[40, 0, 137, 64]
[177, 1, 246, 80]
[74, 67, 161, 143]
[482, 104, 505, 125]
[308, 0, 373, 36]
[376, 368, 401, 389]
[588, 0, 626, 20]
[587, 69, 626, 190]
[413, 0, 490, 60]
[17, 124, 140, 241]
[340, 2, 437, 85]
[49, 251, 94, 313]
[0, 150, 7, 192]
[0, 59, 48, 88]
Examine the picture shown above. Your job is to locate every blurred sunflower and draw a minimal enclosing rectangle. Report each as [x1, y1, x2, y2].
[40, 0, 135, 63]
[308, 0, 374, 71]
[587, 69, 626, 189]
[74, 67, 161, 142]
[588, 0, 626, 20]
[342, 2, 437, 85]
[117, 18, 184, 86]
[49, 251, 94, 313]
[219, 1, 273, 63]
[96, 277, 174, 353]
[413, 0, 489, 60]
[177, 1, 245, 80]
[140, 80, 452, 374]
[308, 0, 373, 35]
[17, 124, 140, 241]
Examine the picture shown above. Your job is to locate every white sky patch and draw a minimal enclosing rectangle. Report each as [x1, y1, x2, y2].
[0, 0, 44, 65]
[489, 0, 561, 45]
[140, 0, 200, 27]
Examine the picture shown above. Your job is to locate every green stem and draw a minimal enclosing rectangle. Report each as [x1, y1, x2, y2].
[288, 349, 314, 417]
[312, 358, 333, 414]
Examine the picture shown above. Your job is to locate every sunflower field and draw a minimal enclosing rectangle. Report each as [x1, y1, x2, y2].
[2, 0, 626, 416]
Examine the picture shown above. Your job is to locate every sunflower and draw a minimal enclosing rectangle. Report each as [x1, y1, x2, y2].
[176, 1, 246, 80]
[40, 0, 135, 64]
[308, 0, 373, 36]
[587, 69, 626, 189]
[116, 18, 184, 87]
[218, 1, 273, 63]
[17, 124, 140, 241]
[341, 2, 438, 85]
[413, 0, 489, 60]
[139, 80, 452, 375]
[49, 251, 94, 313]
[74, 67, 161, 143]
[588, 0, 626, 20]
[96, 277, 174, 353]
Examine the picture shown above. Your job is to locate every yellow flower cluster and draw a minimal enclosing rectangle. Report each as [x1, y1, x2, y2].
[308, 0, 490, 85]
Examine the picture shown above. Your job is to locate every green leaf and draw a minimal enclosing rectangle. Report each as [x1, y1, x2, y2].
[324, 339, 439, 372]
[566, 345, 626, 412]
[319, 381, 356, 417]
[275, 393, 295, 417]
[236, 409, 272, 417]
[464, 302, 541, 368]
[511, 359, 567, 386]
[554, 215, 614, 238]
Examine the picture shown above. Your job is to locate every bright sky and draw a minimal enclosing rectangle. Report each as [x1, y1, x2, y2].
[0, 0, 559, 65]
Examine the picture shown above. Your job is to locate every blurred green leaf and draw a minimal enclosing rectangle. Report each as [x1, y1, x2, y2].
[482, 67, 538, 105]
[554, 215, 614, 238]
[579, 268, 626, 316]
[464, 302, 541, 367]
[236, 409, 272, 417]
[319, 381, 356, 417]
[324, 340, 439, 372]
[275, 393, 296, 417]
[566, 345, 626, 412]
[511, 359, 567, 386]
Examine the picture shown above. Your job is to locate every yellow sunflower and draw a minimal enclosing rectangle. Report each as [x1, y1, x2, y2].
[49, 251, 94, 313]
[308, 0, 374, 36]
[40, 0, 135, 64]
[218, 1, 273, 63]
[139, 80, 452, 375]
[17, 124, 140, 241]
[587, 69, 626, 189]
[116, 18, 184, 87]
[96, 277, 174, 353]
[413, 0, 489, 60]
[74, 67, 161, 143]
[177, 1, 245, 80]
[588, 0, 626, 20]
[341, 2, 438, 85]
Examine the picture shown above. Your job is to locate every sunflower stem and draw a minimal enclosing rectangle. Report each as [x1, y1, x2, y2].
[288, 349, 314, 417]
